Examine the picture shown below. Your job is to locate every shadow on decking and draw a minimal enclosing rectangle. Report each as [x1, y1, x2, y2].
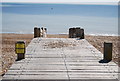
[99, 59, 111, 63]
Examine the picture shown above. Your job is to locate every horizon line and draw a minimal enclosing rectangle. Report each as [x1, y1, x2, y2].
[1, 1, 119, 5]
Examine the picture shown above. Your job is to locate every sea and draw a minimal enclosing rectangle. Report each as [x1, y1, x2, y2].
[1, 3, 118, 36]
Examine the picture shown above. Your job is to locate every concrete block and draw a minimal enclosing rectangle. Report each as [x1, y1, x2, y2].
[75, 27, 81, 37]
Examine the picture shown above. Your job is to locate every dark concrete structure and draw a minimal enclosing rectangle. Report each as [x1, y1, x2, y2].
[72, 28, 76, 38]
[69, 27, 84, 39]
[75, 27, 81, 37]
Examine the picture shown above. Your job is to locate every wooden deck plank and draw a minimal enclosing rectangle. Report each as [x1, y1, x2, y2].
[2, 38, 119, 81]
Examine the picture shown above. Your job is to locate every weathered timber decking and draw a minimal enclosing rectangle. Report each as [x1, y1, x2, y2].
[2, 38, 119, 81]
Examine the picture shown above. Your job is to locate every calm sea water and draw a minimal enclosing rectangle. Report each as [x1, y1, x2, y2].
[1, 3, 118, 36]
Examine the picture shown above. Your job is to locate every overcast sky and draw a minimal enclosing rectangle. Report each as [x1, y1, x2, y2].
[1, 0, 119, 5]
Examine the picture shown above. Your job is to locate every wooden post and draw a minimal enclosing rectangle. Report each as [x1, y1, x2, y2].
[34, 27, 38, 38]
[38, 28, 40, 37]
[69, 28, 72, 38]
[41, 27, 43, 37]
[36, 28, 40, 37]
[15, 41, 25, 61]
[104, 42, 112, 61]
[81, 29, 84, 39]
[72, 28, 76, 38]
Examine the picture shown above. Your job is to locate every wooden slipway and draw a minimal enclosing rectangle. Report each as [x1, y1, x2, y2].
[2, 38, 119, 81]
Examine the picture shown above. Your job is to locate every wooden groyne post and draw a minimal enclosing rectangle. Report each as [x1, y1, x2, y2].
[34, 27, 41, 38]
[72, 28, 76, 38]
[38, 28, 40, 37]
[15, 41, 25, 61]
[69, 28, 72, 38]
[104, 42, 112, 61]
[80, 28, 84, 39]
[34, 27, 38, 38]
